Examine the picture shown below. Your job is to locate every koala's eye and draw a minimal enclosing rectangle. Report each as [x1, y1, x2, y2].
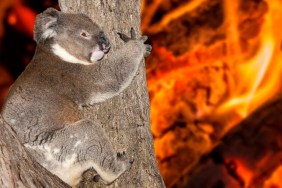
[80, 31, 90, 39]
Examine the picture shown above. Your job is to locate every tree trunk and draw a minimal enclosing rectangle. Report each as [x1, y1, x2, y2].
[0, 116, 70, 188]
[58, 0, 165, 187]
[0, 1, 163, 188]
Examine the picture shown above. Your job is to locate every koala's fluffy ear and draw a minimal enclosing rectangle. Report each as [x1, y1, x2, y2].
[34, 8, 60, 43]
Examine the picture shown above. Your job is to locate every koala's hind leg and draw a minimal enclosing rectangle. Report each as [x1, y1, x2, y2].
[29, 119, 132, 186]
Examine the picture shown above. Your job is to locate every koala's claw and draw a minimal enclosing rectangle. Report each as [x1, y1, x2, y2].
[117, 151, 126, 160]
[117, 28, 138, 42]
[93, 175, 101, 182]
[144, 44, 152, 57]
[118, 28, 152, 57]
[130, 27, 137, 40]
[139, 35, 148, 42]
[117, 32, 131, 42]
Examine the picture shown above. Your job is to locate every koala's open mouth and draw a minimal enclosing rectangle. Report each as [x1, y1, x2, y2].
[90, 48, 104, 62]
[90, 33, 111, 62]
[99, 43, 111, 53]
[90, 44, 110, 62]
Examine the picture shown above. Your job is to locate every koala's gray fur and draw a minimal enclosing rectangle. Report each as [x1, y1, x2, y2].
[1, 8, 151, 187]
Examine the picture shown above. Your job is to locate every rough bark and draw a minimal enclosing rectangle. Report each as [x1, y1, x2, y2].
[0, 116, 70, 188]
[57, 1, 164, 187]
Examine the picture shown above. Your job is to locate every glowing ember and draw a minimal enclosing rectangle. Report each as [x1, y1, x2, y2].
[225, 158, 254, 187]
[8, 13, 17, 25]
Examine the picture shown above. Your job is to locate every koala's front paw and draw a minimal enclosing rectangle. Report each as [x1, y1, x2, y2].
[117, 151, 126, 160]
[143, 42, 152, 57]
[117, 28, 152, 57]
[117, 27, 137, 42]
[117, 151, 134, 170]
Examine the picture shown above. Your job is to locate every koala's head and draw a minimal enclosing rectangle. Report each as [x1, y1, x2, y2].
[34, 8, 111, 65]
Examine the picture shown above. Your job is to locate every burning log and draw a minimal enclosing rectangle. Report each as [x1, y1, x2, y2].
[176, 98, 282, 188]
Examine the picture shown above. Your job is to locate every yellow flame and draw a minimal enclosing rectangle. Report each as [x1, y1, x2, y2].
[223, 0, 241, 56]
[220, 36, 274, 117]
[159, 0, 208, 27]
[147, 0, 209, 33]
[264, 165, 282, 188]
[218, 0, 282, 118]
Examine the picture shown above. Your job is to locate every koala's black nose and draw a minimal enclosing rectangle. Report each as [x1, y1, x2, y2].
[98, 32, 109, 45]
[98, 32, 110, 52]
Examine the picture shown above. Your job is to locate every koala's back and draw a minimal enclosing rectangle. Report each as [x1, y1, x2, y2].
[1, 59, 80, 144]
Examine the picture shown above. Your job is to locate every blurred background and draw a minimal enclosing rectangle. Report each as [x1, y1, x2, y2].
[1, 0, 282, 187]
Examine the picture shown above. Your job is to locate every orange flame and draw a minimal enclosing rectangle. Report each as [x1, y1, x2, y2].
[225, 158, 254, 187]
[264, 165, 282, 188]
[217, 0, 282, 118]
[145, 0, 209, 33]
[144, 1, 282, 185]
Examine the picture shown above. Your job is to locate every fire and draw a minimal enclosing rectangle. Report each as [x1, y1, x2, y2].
[143, 0, 209, 33]
[143, 0, 282, 186]
[264, 165, 282, 188]
[7, 3, 36, 37]
[225, 158, 254, 187]
[217, 0, 282, 118]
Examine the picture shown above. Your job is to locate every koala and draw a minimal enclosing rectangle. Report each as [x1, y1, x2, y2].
[1, 8, 151, 187]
